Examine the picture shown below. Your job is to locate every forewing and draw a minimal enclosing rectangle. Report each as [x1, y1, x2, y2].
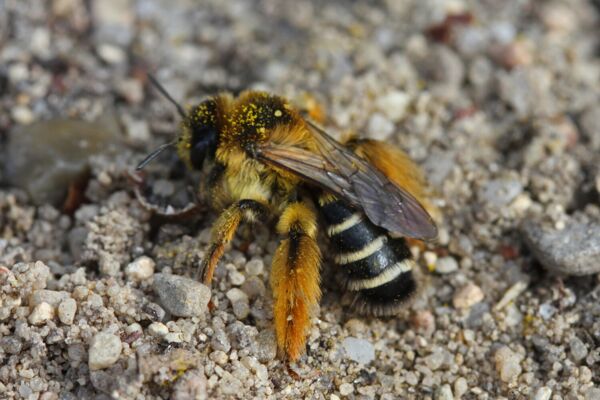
[258, 121, 438, 239]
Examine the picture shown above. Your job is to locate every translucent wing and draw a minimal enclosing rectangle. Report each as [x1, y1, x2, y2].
[257, 121, 438, 239]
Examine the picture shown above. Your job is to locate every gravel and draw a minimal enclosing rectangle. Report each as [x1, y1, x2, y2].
[1, 0, 599, 398]
[153, 273, 212, 317]
[341, 337, 375, 364]
[88, 332, 123, 371]
[523, 219, 600, 275]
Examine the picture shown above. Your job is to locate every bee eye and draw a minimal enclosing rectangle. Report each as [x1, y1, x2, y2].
[190, 126, 217, 169]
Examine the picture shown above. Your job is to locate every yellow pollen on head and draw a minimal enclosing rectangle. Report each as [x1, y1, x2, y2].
[274, 109, 282, 117]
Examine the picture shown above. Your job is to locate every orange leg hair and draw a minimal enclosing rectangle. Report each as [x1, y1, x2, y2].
[199, 199, 267, 285]
[270, 201, 321, 362]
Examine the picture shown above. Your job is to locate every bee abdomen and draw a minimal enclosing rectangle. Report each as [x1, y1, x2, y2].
[318, 197, 418, 316]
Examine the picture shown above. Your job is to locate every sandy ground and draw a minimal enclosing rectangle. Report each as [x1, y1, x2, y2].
[1, 0, 600, 399]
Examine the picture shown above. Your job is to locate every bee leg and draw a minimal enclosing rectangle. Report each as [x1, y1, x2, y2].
[199, 199, 266, 285]
[270, 201, 321, 362]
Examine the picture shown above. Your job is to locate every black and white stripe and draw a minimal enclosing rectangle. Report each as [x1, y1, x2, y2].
[318, 196, 417, 316]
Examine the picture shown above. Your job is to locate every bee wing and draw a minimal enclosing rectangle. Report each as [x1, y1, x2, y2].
[257, 121, 438, 239]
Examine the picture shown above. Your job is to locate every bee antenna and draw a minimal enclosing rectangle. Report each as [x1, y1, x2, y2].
[147, 73, 187, 119]
[136, 140, 177, 170]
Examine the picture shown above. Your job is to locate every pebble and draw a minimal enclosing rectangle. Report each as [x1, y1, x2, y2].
[125, 256, 155, 281]
[28, 302, 54, 325]
[245, 259, 264, 276]
[375, 91, 410, 122]
[88, 332, 122, 370]
[366, 113, 395, 141]
[96, 43, 126, 64]
[228, 270, 246, 286]
[219, 372, 243, 396]
[494, 281, 528, 310]
[411, 310, 436, 337]
[211, 329, 231, 353]
[148, 322, 169, 338]
[533, 387, 552, 400]
[538, 303, 557, 320]
[435, 257, 459, 274]
[453, 377, 468, 397]
[339, 383, 354, 396]
[153, 273, 211, 317]
[434, 384, 454, 400]
[585, 388, 600, 400]
[3, 119, 121, 206]
[452, 283, 484, 309]
[579, 105, 600, 150]
[171, 369, 207, 400]
[569, 336, 588, 362]
[11, 106, 35, 125]
[226, 288, 250, 319]
[342, 337, 375, 364]
[252, 329, 277, 363]
[494, 346, 522, 382]
[164, 332, 183, 343]
[241, 276, 266, 299]
[0, 337, 23, 354]
[122, 115, 150, 143]
[424, 348, 448, 371]
[29, 290, 70, 308]
[522, 220, 600, 275]
[57, 298, 77, 325]
[478, 178, 523, 208]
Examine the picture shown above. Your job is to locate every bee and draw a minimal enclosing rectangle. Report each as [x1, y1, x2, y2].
[138, 76, 438, 363]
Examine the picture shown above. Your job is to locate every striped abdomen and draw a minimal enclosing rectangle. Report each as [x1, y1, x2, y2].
[318, 196, 417, 316]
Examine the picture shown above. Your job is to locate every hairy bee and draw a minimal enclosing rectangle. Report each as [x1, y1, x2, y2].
[138, 77, 438, 363]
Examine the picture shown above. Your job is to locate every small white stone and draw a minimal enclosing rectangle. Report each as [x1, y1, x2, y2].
[164, 332, 183, 343]
[228, 270, 246, 286]
[342, 337, 375, 364]
[210, 350, 229, 365]
[126, 323, 142, 335]
[8, 63, 29, 83]
[28, 302, 54, 325]
[57, 298, 77, 325]
[453, 283, 484, 309]
[245, 259, 264, 276]
[30, 290, 70, 307]
[88, 332, 122, 370]
[148, 322, 169, 338]
[366, 113, 395, 141]
[434, 384, 454, 400]
[436, 256, 459, 274]
[226, 288, 250, 319]
[30, 28, 51, 57]
[533, 387, 552, 400]
[494, 281, 528, 310]
[375, 90, 410, 122]
[11, 106, 34, 125]
[226, 288, 248, 304]
[122, 115, 151, 143]
[494, 346, 522, 382]
[453, 377, 468, 397]
[96, 43, 126, 64]
[125, 256, 155, 281]
[339, 383, 354, 396]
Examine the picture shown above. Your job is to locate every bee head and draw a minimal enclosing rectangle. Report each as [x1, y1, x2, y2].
[178, 99, 220, 170]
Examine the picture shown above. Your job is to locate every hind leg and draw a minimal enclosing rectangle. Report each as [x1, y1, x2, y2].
[270, 201, 321, 362]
